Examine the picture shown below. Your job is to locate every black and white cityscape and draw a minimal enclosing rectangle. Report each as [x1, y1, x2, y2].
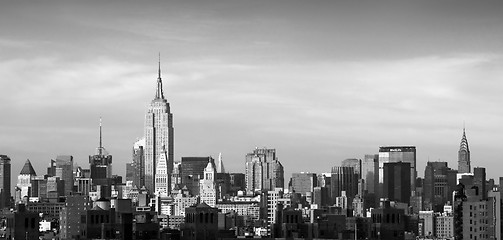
[2, 1, 503, 240]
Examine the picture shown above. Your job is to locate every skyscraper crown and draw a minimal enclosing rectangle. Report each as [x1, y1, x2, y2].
[459, 128, 469, 152]
[20, 159, 36, 175]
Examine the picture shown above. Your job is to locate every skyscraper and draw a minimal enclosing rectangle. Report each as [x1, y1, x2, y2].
[55, 155, 74, 196]
[245, 148, 284, 194]
[378, 146, 416, 198]
[89, 118, 112, 186]
[0, 155, 11, 209]
[200, 160, 218, 207]
[132, 138, 145, 188]
[458, 128, 470, 174]
[144, 58, 174, 192]
[17, 159, 36, 202]
[331, 166, 359, 204]
[383, 162, 411, 204]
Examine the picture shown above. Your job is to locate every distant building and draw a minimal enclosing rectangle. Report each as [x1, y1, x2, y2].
[331, 166, 358, 204]
[378, 146, 416, 199]
[458, 128, 471, 174]
[132, 138, 145, 188]
[181, 156, 215, 196]
[245, 148, 284, 194]
[144, 61, 174, 193]
[370, 200, 406, 240]
[200, 159, 218, 207]
[383, 162, 411, 204]
[290, 172, 317, 196]
[423, 161, 458, 211]
[0, 155, 11, 209]
[362, 154, 378, 194]
[16, 159, 36, 204]
[55, 155, 74, 196]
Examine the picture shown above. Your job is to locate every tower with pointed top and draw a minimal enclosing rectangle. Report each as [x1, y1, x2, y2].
[458, 128, 471, 173]
[89, 119, 113, 180]
[144, 56, 174, 193]
[155, 147, 169, 197]
[200, 160, 218, 207]
[16, 159, 36, 203]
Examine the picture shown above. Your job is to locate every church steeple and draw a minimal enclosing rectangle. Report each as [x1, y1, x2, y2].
[155, 53, 165, 99]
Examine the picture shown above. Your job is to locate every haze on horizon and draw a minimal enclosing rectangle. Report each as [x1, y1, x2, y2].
[1, 0, 503, 187]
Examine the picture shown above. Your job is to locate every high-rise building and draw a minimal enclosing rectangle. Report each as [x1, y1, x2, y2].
[0, 155, 11, 209]
[378, 146, 416, 198]
[423, 162, 458, 212]
[361, 154, 378, 194]
[290, 172, 317, 196]
[55, 155, 74, 196]
[331, 166, 359, 204]
[458, 128, 470, 174]
[245, 148, 284, 194]
[132, 138, 145, 188]
[144, 59, 174, 192]
[89, 118, 112, 187]
[383, 162, 411, 204]
[17, 159, 36, 203]
[200, 160, 218, 207]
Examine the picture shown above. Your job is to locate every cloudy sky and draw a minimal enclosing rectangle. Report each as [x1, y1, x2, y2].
[1, 0, 503, 188]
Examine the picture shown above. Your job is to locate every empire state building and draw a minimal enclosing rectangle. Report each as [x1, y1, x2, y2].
[144, 60, 174, 192]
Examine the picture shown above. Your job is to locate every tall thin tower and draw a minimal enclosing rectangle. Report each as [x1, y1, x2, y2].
[458, 128, 471, 173]
[144, 55, 174, 193]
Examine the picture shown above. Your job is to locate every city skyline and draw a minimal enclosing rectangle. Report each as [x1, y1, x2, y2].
[2, 0, 503, 186]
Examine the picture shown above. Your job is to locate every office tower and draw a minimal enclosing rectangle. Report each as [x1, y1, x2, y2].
[341, 158, 361, 175]
[126, 163, 134, 182]
[362, 154, 378, 194]
[16, 159, 36, 203]
[383, 162, 411, 204]
[154, 147, 169, 196]
[55, 155, 74, 196]
[89, 119, 112, 186]
[245, 148, 284, 194]
[331, 166, 358, 204]
[378, 146, 416, 198]
[423, 162, 458, 211]
[200, 160, 218, 207]
[458, 128, 471, 174]
[132, 138, 145, 188]
[0, 155, 11, 209]
[181, 156, 215, 196]
[290, 172, 317, 196]
[216, 152, 225, 173]
[144, 59, 174, 192]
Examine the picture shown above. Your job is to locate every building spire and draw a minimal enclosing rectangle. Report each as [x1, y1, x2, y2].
[99, 117, 103, 155]
[155, 53, 165, 99]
